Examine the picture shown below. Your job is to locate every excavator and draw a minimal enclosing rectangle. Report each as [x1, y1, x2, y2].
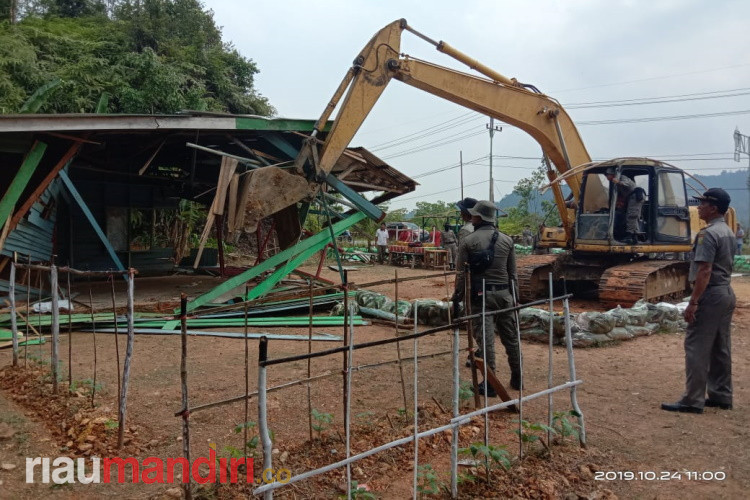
[242, 19, 734, 307]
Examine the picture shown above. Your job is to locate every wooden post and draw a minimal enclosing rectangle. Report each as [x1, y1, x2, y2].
[243, 287, 250, 459]
[118, 269, 135, 449]
[216, 214, 225, 277]
[24, 255, 30, 367]
[465, 270, 481, 408]
[50, 263, 59, 394]
[179, 293, 192, 500]
[9, 261, 18, 366]
[67, 272, 73, 391]
[394, 270, 409, 422]
[110, 276, 121, 406]
[89, 289, 97, 407]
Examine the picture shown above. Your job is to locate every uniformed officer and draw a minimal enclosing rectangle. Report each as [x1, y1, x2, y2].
[452, 200, 520, 395]
[441, 223, 458, 270]
[456, 197, 477, 243]
[661, 188, 736, 414]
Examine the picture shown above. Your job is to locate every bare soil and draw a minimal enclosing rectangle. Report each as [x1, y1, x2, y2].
[1, 262, 748, 499]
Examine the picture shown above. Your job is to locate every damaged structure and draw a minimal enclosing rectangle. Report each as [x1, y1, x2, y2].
[0, 112, 417, 302]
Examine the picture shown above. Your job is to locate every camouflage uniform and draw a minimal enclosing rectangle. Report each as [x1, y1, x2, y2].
[454, 223, 519, 379]
[680, 216, 736, 408]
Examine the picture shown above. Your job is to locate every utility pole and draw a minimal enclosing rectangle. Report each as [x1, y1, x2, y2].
[733, 127, 750, 226]
[487, 118, 502, 203]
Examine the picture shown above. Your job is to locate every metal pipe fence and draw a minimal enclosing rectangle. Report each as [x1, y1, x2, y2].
[252, 283, 586, 498]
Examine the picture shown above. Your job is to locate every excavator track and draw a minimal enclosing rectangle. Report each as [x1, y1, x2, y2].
[598, 260, 690, 309]
[516, 254, 562, 303]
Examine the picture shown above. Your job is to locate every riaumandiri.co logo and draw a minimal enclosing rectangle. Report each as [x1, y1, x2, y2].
[26, 446, 254, 485]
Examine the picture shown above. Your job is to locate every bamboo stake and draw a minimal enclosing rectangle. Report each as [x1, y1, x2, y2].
[9, 261, 18, 366]
[179, 293, 193, 500]
[393, 270, 409, 423]
[118, 269, 135, 449]
[243, 287, 250, 462]
[342, 273, 349, 441]
[89, 288, 97, 407]
[307, 281, 314, 441]
[67, 272, 73, 391]
[464, 269, 481, 408]
[25, 255, 30, 367]
[37, 270, 42, 362]
[110, 276, 121, 406]
[50, 263, 59, 394]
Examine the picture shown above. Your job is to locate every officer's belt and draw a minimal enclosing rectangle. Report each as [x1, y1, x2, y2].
[481, 283, 509, 292]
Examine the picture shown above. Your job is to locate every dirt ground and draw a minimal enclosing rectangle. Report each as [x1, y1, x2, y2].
[0, 262, 749, 499]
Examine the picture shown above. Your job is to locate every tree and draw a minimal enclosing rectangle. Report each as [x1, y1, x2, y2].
[498, 164, 561, 235]
[0, 0, 274, 115]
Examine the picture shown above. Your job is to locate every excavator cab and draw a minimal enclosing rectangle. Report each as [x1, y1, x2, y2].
[574, 160, 691, 252]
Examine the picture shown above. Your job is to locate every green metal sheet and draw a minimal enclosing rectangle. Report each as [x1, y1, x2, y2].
[184, 212, 366, 312]
[0, 141, 47, 226]
[235, 117, 331, 132]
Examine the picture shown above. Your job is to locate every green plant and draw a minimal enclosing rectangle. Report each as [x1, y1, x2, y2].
[233, 421, 256, 434]
[339, 480, 376, 499]
[513, 419, 557, 451]
[551, 410, 581, 441]
[104, 419, 119, 431]
[417, 464, 444, 496]
[460, 442, 511, 472]
[355, 411, 376, 428]
[458, 380, 473, 404]
[311, 408, 333, 437]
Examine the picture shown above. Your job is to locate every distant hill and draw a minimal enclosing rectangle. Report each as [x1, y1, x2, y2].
[494, 169, 749, 224]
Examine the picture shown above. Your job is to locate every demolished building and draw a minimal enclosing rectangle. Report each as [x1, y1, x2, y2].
[0, 112, 417, 299]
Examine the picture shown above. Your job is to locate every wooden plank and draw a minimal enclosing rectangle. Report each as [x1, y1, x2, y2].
[7, 141, 81, 234]
[226, 173, 239, 234]
[185, 212, 366, 312]
[193, 157, 238, 268]
[0, 141, 47, 228]
[58, 170, 126, 273]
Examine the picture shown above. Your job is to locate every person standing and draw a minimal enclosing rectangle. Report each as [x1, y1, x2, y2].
[736, 223, 744, 255]
[456, 198, 477, 243]
[522, 225, 533, 247]
[452, 200, 520, 395]
[441, 223, 458, 270]
[662, 188, 736, 414]
[375, 223, 389, 264]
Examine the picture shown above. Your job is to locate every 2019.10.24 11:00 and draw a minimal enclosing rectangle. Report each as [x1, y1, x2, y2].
[595, 470, 726, 481]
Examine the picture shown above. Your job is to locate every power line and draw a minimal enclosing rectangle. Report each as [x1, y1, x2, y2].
[565, 87, 750, 109]
[578, 109, 750, 126]
[552, 62, 750, 94]
[381, 128, 487, 159]
[368, 111, 479, 150]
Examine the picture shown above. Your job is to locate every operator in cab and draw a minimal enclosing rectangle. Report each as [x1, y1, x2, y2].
[452, 200, 520, 395]
[605, 167, 644, 244]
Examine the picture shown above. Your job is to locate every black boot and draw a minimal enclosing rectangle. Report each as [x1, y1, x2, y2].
[473, 380, 497, 397]
[465, 349, 483, 368]
[509, 369, 522, 391]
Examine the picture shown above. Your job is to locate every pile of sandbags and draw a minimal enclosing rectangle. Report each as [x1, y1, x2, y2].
[520, 300, 687, 347]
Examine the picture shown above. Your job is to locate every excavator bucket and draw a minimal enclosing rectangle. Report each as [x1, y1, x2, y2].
[240, 166, 312, 233]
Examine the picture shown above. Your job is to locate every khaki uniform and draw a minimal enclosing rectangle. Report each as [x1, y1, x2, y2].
[454, 224, 518, 374]
[441, 230, 458, 269]
[681, 216, 736, 408]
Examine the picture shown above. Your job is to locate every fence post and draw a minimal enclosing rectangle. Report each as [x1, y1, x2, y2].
[450, 324, 459, 499]
[9, 261, 18, 367]
[50, 263, 59, 394]
[562, 294, 586, 447]
[412, 302, 419, 499]
[257, 336, 273, 500]
[118, 268, 136, 449]
[547, 273, 554, 445]
[179, 293, 193, 500]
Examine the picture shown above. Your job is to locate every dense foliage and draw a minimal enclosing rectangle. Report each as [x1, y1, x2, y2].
[0, 0, 274, 115]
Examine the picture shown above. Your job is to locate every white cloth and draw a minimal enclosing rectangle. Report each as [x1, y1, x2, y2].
[376, 228, 389, 246]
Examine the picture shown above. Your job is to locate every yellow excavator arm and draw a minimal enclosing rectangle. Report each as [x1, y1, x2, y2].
[247, 19, 593, 237]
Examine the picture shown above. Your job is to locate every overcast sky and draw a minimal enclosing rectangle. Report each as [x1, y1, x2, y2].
[209, 0, 750, 210]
